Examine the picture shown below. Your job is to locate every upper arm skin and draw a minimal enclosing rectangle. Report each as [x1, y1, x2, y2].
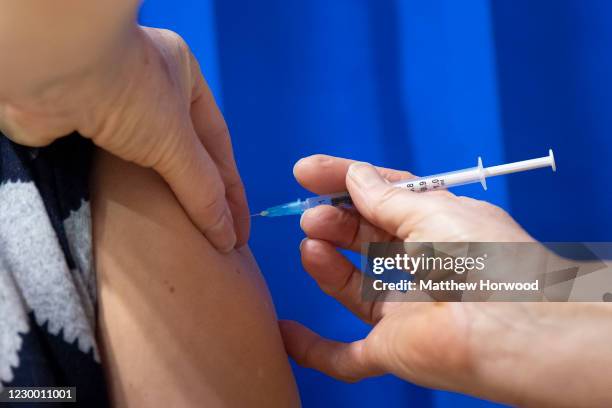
[91, 150, 300, 407]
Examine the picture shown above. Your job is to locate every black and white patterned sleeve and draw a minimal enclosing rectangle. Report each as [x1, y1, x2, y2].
[0, 132, 109, 407]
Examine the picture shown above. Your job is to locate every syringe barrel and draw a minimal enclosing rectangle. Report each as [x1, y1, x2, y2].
[390, 166, 482, 192]
[303, 166, 485, 210]
[305, 192, 354, 209]
[303, 166, 483, 211]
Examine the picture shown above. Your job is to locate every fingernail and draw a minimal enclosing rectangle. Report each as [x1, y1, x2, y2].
[299, 238, 307, 251]
[347, 162, 379, 188]
[300, 208, 313, 229]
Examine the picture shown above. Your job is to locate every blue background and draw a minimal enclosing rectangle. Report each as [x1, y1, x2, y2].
[140, 1, 612, 406]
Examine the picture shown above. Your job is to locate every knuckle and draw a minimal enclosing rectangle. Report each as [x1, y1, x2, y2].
[489, 203, 509, 217]
[331, 353, 361, 383]
[301, 338, 321, 369]
[371, 187, 404, 223]
[150, 27, 199, 98]
[477, 200, 508, 218]
[159, 28, 190, 52]
[159, 31, 203, 95]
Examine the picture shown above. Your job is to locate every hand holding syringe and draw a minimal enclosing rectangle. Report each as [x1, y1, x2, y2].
[281, 150, 612, 408]
[254, 149, 556, 217]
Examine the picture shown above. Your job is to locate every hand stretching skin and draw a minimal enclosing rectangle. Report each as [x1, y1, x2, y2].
[281, 154, 612, 407]
[0, 20, 249, 251]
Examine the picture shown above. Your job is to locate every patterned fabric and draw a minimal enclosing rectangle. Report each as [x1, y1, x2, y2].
[0, 132, 109, 407]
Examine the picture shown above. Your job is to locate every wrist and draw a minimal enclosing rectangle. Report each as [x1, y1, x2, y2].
[465, 303, 612, 407]
[462, 303, 535, 405]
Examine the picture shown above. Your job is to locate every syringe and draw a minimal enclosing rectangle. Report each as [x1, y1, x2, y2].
[254, 149, 556, 217]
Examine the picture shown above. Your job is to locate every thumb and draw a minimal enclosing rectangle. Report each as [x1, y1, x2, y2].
[345, 162, 437, 240]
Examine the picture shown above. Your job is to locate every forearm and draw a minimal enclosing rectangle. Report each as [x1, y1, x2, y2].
[0, 0, 140, 99]
[465, 303, 612, 407]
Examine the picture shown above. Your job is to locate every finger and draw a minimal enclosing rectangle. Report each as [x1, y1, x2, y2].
[156, 123, 237, 253]
[293, 154, 415, 195]
[301, 238, 389, 323]
[190, 62, 250, 247]
[279, 320, 382, 382]
[300, 205, 395, 253]
[345, 162, 443, 240]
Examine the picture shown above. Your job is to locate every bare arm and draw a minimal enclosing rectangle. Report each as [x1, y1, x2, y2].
[91, 150, 299, 407]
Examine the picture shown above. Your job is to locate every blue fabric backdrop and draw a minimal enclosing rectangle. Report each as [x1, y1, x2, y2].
[140, 1, 612, 406]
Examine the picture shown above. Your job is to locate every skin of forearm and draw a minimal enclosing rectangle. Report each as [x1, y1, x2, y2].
[464, 302, 612, 407]
[0, 0, 140, 100]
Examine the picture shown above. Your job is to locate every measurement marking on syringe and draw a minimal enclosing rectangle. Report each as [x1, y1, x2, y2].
[406, 178, 446, 192]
